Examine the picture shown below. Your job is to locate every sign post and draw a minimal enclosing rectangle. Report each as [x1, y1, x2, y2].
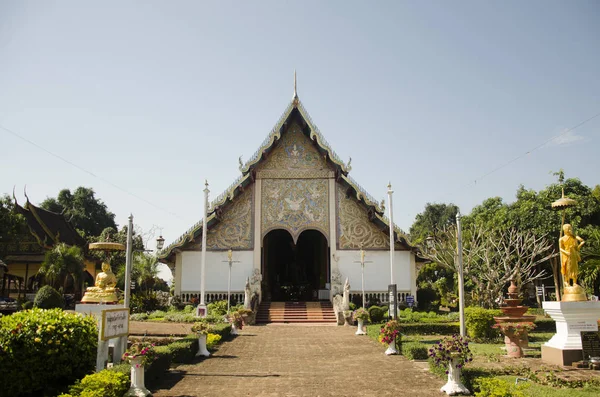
[406, 295, 415, 308]
[97, 308, 130, 372]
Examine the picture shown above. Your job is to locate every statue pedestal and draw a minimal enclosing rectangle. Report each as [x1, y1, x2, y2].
[76, 304, 128, 371]
[542, 301, 600, 366]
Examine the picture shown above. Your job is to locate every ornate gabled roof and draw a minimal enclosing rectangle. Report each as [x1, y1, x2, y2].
[14, 200, 87, 249]
[158, 91, 418, 262]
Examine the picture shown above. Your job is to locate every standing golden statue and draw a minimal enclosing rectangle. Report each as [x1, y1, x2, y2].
[552, 188, 587, 302]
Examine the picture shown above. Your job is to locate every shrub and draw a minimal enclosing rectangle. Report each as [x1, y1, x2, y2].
[348, 302, 357, 311]
[208, 300, 228, 316]
[534, 318, 556, 333]
[145, 345, 173, 386]
[183, 304, 195, 313]
[68, 370, 129, 397]
[474, 377, 529, 397]
[402, 342, 429, 360]
[465, 307, 501, 339]
[148, 310, 167, 319]
[130, 313, 148, 321]
[34, 285, 65, 309]
[164, 312, 197, 323]
[0, 308, 97, 396]
[130, 291, 166, 313]
[400, 322, 460, 335]
[368, 306, 385, 323]
[207, 333, 222, 349]
[21, 301, 34, 310]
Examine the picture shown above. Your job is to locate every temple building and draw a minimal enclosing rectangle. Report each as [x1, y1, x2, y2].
[158, 86, 423, 306]
[0, 198, 95, 299]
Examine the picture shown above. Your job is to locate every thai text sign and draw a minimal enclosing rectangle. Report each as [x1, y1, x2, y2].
[581, 331, 600, 360]
[101, 308, 130, 340]
[567, 320, 599, 333]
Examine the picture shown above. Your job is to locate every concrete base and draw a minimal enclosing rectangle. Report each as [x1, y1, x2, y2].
[76, 303, 122, 320]
[542, 301, 600, 367]
[541, 345, 583, 366]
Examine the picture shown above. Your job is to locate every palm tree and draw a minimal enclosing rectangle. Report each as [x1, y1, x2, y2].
[132, 252, 159, 292]
[39, 243, 85, 293]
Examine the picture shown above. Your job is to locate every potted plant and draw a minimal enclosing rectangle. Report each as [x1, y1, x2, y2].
[492, 322, 536, 358]
[428, 334, 473, 395]
[379, 320, 401, 355]
[352, 308, 370, 335]
[228, 311, 243, 335]
[123, 340, 155, 397]
[191, 322, 213, 357]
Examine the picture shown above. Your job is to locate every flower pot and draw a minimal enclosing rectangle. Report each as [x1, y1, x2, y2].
[124, 357, 151, 397]
[440, 357, 469, 396]
[196, 333, 211, 357]
[231, 323, 239, 335]
[385, 341, 398, 355]
[355, 319, 366, 335]
[504, 332, 523, 358]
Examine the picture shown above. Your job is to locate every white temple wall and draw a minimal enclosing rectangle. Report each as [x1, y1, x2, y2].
[180, 250, 255, 292]
[336, 250, 414, 293]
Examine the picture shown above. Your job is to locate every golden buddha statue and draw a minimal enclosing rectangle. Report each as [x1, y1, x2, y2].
[81, 262, 119, 303]
[559, 224, 587, 302]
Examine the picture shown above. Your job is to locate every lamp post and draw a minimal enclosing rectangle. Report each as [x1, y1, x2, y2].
[222, 249, 240, 313]
[456, 211, 466, 337]
[124, 215, 134, 309]
[354, 248, 372, 308]
[198, 180, 209, 317]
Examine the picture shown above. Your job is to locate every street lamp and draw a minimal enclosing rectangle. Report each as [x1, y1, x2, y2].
[456, 211, 466, 337]
[354, 247, 372, 308]
[222, 249, 240, 313]
[156, 235, 165, 251]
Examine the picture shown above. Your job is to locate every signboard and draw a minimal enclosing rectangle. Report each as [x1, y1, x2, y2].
[567, 320, 599, 333]
[196, 306, 206, 317]
[101, 308, 130, 341]
[406, 295, 415, 308]
[581, 331, 600, 360]
[388, 284, 398, 320]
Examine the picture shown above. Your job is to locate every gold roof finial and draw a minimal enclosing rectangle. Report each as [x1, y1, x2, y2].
[293, 70, 299, 106]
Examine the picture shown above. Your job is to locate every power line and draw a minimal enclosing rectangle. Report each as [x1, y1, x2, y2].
[466, 110, 600, 188]
[0, 123, 185, 220]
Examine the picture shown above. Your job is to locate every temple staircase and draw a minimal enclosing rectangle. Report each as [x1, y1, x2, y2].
[256, 301, 336, 324]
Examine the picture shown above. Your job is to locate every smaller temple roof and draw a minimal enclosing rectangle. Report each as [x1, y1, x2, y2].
[14, 200, 87, 249]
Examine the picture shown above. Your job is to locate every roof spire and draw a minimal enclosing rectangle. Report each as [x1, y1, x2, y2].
[292, 70, 299, 106]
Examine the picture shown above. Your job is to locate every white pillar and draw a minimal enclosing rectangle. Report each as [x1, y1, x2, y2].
[456, 211, 466, 337]
[387, 183, 394, 285]
[124, 214, 133, 309]
[199, 180, 209, 315]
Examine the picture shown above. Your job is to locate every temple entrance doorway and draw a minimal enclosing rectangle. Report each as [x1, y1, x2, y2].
[262, 229, 329, 301]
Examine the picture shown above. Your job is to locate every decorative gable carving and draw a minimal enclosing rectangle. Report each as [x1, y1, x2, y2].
[337, 184, 389, 249]
[205, 186, 254, 250]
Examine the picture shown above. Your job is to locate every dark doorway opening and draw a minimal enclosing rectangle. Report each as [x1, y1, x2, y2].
[262, 229, 329, 301]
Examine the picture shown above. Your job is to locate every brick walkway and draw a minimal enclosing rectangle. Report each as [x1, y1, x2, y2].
[152, 324, 444, 397]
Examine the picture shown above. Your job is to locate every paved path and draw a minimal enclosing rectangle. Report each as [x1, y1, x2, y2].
[152, 324, 444, 397]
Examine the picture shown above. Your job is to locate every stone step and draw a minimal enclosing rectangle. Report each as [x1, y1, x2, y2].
[256, 301, 336, 324]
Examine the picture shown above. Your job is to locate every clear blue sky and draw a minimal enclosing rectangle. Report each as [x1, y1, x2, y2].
[1, 1, 599, 281]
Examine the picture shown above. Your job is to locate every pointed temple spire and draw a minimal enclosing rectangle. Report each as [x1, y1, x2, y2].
[292, 70, 299, 106]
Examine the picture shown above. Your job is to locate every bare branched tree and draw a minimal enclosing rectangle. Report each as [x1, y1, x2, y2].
[421, 225, 556, 308]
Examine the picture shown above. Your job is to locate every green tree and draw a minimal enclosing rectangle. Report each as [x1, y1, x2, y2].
[0, 194, 27, 243]
[40, 187, 117, 238]
[39, 243, 85, 293]
[409, 203, 459, 244]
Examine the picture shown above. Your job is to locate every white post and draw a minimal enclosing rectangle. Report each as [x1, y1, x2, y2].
[198, 180, 209, 317]
[387, 183, 394, 284]
[456, 211, 466, 337]
[124, 214, 133, 309]
[228, 261, 232, 313]
[354, 249, 371, 309]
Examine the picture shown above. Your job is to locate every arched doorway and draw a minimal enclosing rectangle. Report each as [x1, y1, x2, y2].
[262, 229, 329, 301]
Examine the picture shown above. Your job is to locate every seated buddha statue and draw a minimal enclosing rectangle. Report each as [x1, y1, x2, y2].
[81, 262, 119, 303]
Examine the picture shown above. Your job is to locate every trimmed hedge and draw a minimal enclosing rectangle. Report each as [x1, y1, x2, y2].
[368, 306, 385, 323]
[0, 308, 97, 396]
[402, 342, 429, 360]
[533, 318, 555, 333]
[34, 285, 65, 309]
[66, 370, 129, 397]
[400, 322, 460, 335]
[465, 307, 501, 339]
